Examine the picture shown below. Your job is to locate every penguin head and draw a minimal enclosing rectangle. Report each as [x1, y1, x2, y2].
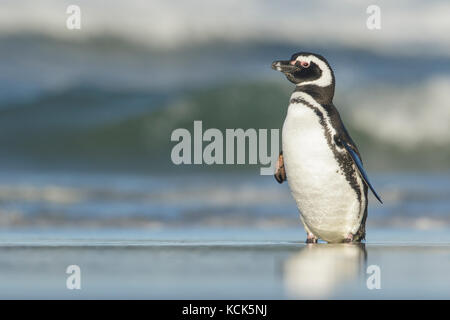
[272, 52, 334, 87]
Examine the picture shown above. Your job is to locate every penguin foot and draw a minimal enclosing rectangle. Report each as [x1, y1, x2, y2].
[343, 234, 354, 243]
[306, 233, 318, 244]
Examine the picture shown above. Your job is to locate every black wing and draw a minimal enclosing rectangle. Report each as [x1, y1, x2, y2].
[342, 140, 383, 204]
[327, 103, 382, 204]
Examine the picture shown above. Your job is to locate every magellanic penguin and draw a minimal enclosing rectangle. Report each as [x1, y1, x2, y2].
[272, 52, 382, 243]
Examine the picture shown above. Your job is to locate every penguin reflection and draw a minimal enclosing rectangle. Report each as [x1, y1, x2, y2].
[283, 244, 367, 299]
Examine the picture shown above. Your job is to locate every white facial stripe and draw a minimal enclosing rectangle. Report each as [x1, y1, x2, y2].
[295, 55, 333, 87]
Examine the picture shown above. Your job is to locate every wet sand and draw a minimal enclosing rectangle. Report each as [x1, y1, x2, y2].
[0, 227, 449, 299]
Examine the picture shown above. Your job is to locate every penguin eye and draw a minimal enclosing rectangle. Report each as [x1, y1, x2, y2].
[300, 61, 310, 68]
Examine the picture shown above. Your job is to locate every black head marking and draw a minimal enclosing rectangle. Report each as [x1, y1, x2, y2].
[272, 52, 335, 103]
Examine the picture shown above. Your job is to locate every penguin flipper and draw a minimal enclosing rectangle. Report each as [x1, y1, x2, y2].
[342, 141, 383, 204]
[274, 151, 286, 184]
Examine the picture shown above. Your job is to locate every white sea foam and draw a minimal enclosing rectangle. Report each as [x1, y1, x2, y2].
[346, 76, 450, 148]
[1, 0, 450, 55]
[0, 172, 448, 228]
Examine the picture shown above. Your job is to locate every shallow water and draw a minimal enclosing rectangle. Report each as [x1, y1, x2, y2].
[0, 169, 448, 298]
[0, 227, 450, 299]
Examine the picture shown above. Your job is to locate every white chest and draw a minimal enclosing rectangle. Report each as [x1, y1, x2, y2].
[282, 99, 362, 242]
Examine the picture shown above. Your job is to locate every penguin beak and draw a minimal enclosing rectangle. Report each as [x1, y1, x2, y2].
[271, 60, 299, 73]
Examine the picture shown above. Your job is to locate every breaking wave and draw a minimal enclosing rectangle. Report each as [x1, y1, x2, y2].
[145, 77, 450, 171]
[341, 76, 450, 149]
[2, 0, 450, 56]
[1, 79, 449, 171]
[1, 0, 450, 171]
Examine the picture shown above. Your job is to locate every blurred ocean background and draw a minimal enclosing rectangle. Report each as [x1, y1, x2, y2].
[0, 0, 450, 233]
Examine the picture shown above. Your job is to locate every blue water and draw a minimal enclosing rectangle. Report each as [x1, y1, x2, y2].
[0, 168, 450, 232]
[0, 170, 449, 231]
